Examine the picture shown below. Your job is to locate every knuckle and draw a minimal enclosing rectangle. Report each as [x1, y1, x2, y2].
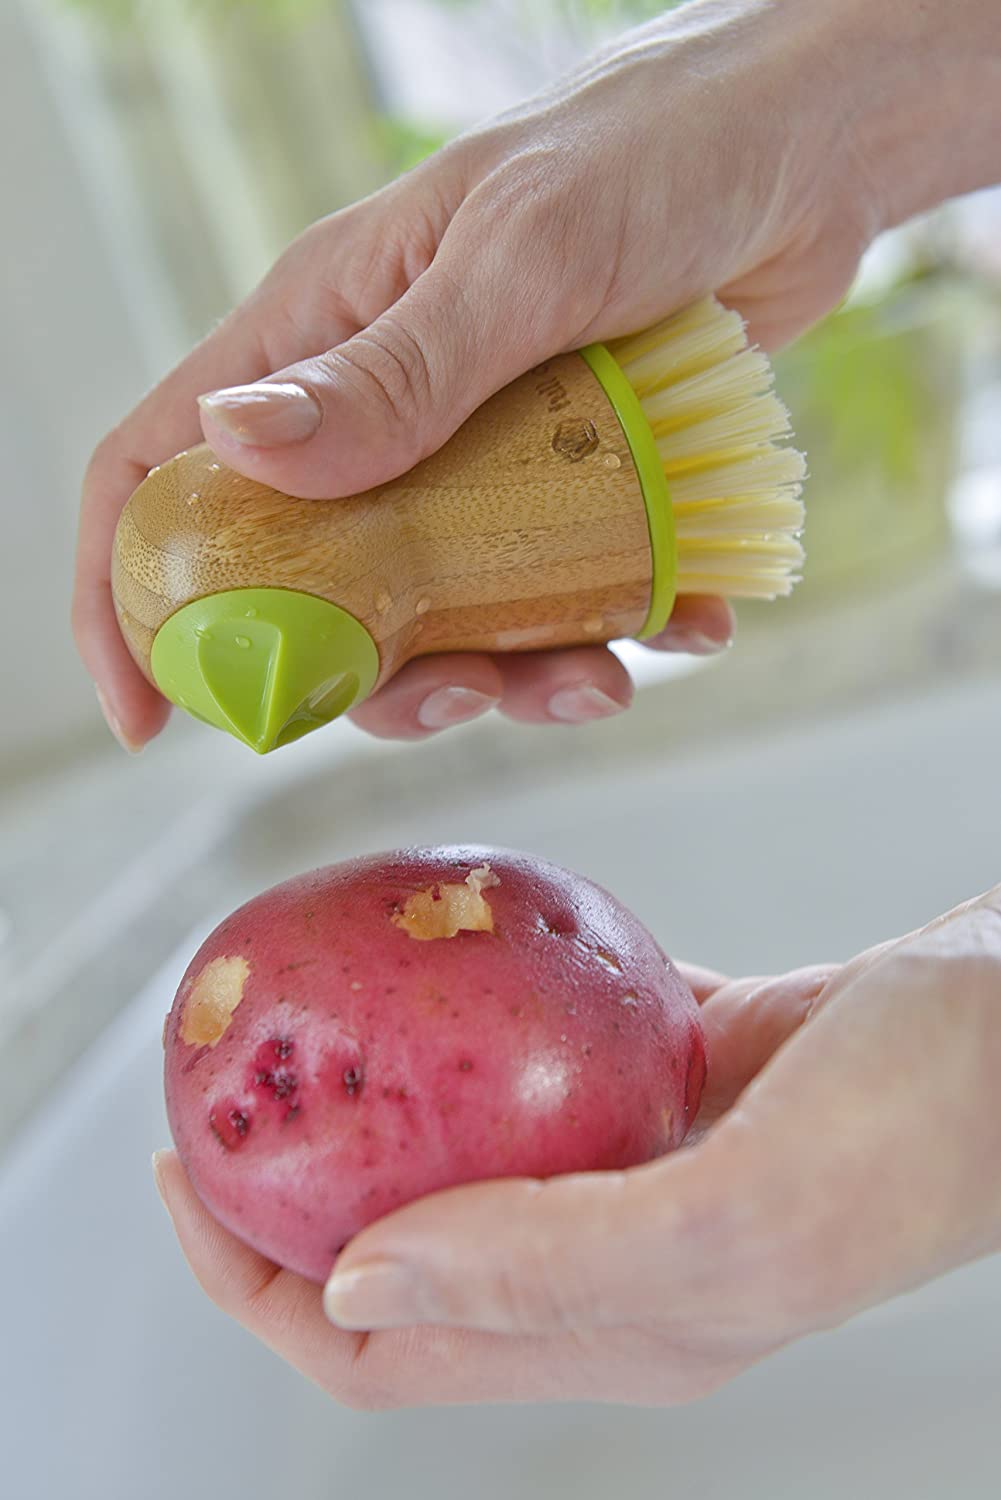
[185, 1257, 243, 1318]
[342, 320, 436, 432]
[488, 1258, 543, 1333]
[340, 1337, 406, 1411]
[469, 154, 612, 335]
[281, 221, 364, 324]
[487, 1186, 601, 1335]
[487, 148, 575, 217]
[286, 185, 454, 335]
[207, 1258, 283, 1324]
[338, 1376, 400, 1413]
[241, 1266, 369, 1363]
[376, 187, 456, 290]
[85, 428, 125, 486]
[481, 1255, 558, 1335]
[758, 965, 840, 1023]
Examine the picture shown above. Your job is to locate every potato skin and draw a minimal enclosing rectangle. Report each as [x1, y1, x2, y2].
[164, 847, 706, 1282]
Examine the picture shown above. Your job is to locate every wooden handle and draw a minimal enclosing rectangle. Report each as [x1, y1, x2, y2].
[113, 352, 654, 691]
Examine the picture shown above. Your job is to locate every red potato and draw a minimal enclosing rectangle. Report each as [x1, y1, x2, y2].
[164, 847, 706, 1283]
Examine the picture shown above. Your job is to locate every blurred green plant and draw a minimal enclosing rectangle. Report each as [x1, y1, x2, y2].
[435, 0, 677, 14]
[59, 0, 328, 25]
[786, 300, 936, 490]
[770, 275, 970, 599]
[63, 0, 678, 25]
[377, 118, 453, 176]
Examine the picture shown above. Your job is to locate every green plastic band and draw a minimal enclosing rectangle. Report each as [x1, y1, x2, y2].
[151, 587, 380, 755]
[579, 343, 677, 639]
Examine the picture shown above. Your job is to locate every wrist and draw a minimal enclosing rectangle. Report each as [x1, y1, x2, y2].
[806, 0, 1001, 231]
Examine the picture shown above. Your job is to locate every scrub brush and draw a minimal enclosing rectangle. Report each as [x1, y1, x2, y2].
[113, 294, 805, 753]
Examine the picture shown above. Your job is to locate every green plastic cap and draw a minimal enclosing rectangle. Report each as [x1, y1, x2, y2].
[579, 343, 677, 640]
[150, 588, 380, 754]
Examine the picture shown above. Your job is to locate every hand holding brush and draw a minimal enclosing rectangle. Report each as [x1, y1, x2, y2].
[74, 0, 1001, 752]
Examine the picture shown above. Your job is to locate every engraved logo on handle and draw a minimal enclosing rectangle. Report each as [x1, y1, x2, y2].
[533, 365, 571, 413]
[551, 418, 600, 462]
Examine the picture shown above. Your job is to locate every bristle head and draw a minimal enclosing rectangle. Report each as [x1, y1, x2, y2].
[608, 296, 805, 602]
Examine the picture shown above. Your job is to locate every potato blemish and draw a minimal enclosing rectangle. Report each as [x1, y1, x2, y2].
[393, 865, 500, 941]
[180, 955, 251, 1047]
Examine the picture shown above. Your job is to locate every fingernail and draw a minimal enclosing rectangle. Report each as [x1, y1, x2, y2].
[324, 1260, 441, 1330]
[417, 686, 498, 731]
[652, 608, 735, 655]
[547, 684, 625, 724]
[198, 382, 322, 447]
[96, 686, 143, 754]
[683, 631, 733, 656]
[151, 1150, 169, 1207]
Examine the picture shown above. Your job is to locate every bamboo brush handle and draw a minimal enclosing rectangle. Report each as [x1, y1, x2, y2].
[113, 351, 655, 692]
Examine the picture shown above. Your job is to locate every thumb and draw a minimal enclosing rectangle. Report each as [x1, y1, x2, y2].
[321, 1152, 722, 1337]
[197, 258, 547, 500]
[320, 966, 846, 1338]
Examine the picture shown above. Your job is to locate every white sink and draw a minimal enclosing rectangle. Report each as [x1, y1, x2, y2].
[3, 675, 1000, 1499]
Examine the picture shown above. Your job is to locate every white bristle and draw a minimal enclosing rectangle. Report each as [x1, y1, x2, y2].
[607, 296, 806, 600]
[668, 449, 807, 504]
[638, 349, 776, 432]
[674, 571, 800, 599]
[657, 395, 794, 469]
[610, 297, 748, 386]
[677, 537, 806, 572]
[673, 495, 806, 538]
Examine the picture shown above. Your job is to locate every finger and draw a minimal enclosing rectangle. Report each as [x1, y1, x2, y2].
[644, 596, 736, 656]
[495, 646, 634, 725]
[313, 972, 840, 1350]
[73, 302, 301, 750]
[152, 1149, 358, 1378]
[321, 1154, 716, 1338]
[196, 222, 568, 501]
[673, 962, 731, 1004]
[696, 965, 839, 1123]
[348, 654, 503, 740]
[351, 646, 633, 738]
[349, 599, 730, 741]
[153, 1150, 729, 1406]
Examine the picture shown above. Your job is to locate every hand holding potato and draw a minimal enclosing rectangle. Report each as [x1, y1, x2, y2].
[161, 849, 705, 1282]
[155, 885, 1001, 1408]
